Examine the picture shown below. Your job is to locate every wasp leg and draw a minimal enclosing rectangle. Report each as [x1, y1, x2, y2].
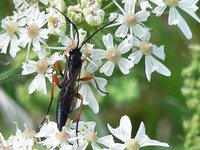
[75, 93, 83, 146]
[40, 75, 61, 126]
[78, 77, 108, 95]
[54, 60, 64, 77]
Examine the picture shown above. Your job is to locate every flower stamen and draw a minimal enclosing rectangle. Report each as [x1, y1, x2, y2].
[36, 59, 49, 74]
[164, 0, 179, 6]
[125, 139, 140, 150]
[6, 22, 18, 36]
[139, 41, 153, 55]
[27, 23, 39, 39]
[106, 48, 121, 63]
[123, 13, 138, 27]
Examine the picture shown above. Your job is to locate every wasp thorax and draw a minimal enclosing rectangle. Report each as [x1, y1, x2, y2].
[80, 70, 92, 84]
[164, 0, 179, 6]
[27, 23, 39, 39]
[125, 139, 140, 150]
[22, 129, 35, 139]
[56, 131, 71, 142]
[36, 59, 49, 74]
[6, 22, 18, 36]
[123, 13, 138, 27]
[139, 41, 153, 55]
[106, 48, 121, 63]
[85, 132, 97, 143]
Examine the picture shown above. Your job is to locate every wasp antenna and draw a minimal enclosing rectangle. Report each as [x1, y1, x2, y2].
[54, 7, 80, 49]
[79, 13, 119, 49]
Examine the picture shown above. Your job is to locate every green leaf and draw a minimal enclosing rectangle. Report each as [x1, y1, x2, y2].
[0, 66, 22, 82]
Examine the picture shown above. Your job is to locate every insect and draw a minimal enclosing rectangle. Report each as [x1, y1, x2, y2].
[42, 8, 119, 132]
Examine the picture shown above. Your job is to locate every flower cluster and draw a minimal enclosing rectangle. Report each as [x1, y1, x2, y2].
[0, 0, 199, 149]
[0, 116, 169, 150]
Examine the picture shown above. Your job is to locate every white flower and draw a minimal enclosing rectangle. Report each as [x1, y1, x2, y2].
[22, 49, 61, 95]
[49, 0, 66, 12]
[0, 132, 11, 149]
[128, 33, 171, 81]
[76, 61, 107, 113]
[36, 121, 77, 150]
[35, 121, 60, 138]
[72, 121, 115, 150]
[0, 12, 26, 57]
[59, 28, 86, 52]
[108, 115, 170, 150]
[47, 8, 66, 36]
[68, 4, 85, 23]
[91, 33, 133, 76]
[81, 0, 102, 10]
[7, 124, 35, 150]
[122, 0, 152, 11]
[108, 0, 150, 38]
[13, 0, 48, 8]
[83, 8, 105, 26]
[18, 9, 48, 59]
[150, 0, 200, 39]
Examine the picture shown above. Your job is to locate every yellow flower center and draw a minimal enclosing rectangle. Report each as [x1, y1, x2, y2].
[27, 23, 39, 39]
[123, 13, 138, 27]
[139, 41, 152, 55]
[36, 59, 49, 74]
[106, 48, 121, 63]
[80, 70, 92, 84]
[6, 22, 18, 36]
[22, 129, 35, 139]
[85, 132, 97, 142]
[164, 0, 179, 6]
[56, 131, 71, 142]
[125, 139, 140, 150]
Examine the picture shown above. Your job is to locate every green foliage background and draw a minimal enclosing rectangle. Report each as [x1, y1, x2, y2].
[0, 0, 200, 150]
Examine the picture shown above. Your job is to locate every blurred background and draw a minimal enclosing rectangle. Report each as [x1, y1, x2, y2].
[0, 0, 200, 150]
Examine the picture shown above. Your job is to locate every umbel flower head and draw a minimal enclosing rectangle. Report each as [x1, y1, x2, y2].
[22, 49, 61, 95]
[150, 0, 200, 39]
[107, 115, 170, 150]
[91, 33, 134, 76]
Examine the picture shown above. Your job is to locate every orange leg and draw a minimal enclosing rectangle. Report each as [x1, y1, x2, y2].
[75, 93, 83, 134]
[54, 60, 63, 77]
[78, 77, 108, 95]
[40, 75, 61, 126]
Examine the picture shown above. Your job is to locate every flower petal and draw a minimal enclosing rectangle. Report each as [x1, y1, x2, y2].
[102, 34, 114, 49]
[110, 143, 126, 150]
[22, 60, 37, 75]
[115, 24, 128, 38]
[107, 115, 132, 142]
[117, 36, 133, 54]
[91, 49, 106, 60]
[135, 122, 169, 148]
[117, 58, 133, 74]
[97, 135, 114, 147]
[79, 85, 99, 113]
[128, 51, 143, 64]
[29, 74, 47, 95]
[176, 12, 192, 39]
[178, 0, 200, 23]
[168, 7, 180, 25]
[100, 61, 115, 76]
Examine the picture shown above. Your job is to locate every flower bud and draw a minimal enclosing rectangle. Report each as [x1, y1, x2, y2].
[81, 0, 102, 10]
[83, 8, 105, 26]
[68, 4, 84, 23]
